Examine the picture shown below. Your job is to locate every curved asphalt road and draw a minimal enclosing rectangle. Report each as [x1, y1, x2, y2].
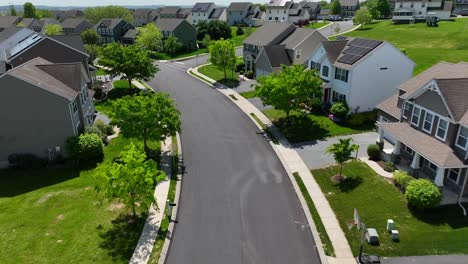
[148, 53, 320, 264]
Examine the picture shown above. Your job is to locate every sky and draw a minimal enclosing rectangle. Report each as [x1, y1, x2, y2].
[1, 0, 269, 7]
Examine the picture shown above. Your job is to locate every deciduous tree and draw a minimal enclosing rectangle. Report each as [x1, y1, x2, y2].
[109, 92, 181, 153]
[196, 20, 232, 40]
[136, 23, 163, 51]
[330, 0, 342, 15]
[23, 2, 36, 18]
[10, 5, 17, 16]
[209, 38, 236, 80]
[163, 35, 183, 56]
[85, 44, 100, 63]
[43, 24, 63, 35]
[325, 138, 359, 177]
[255, 64, 323, 122]
[354, 7, 373, 29]
[377, 0, 391, 18]
[98, 43, 158, 88]
[85, 5, 134, 24]
[202, 34, 211, 48]
[95, 143, 165, 219]
[81, 28, 100, 45]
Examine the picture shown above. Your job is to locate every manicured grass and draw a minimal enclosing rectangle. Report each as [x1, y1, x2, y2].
[157, 48, 209, 60]
[198, 64, 239, 87]
[189, 70, 214, 85]
[113, 80, 136, 89]
[306, 21, 331, 29]
[312, 161, 468, 257]
[293, 172, 335, 256]
[262, 109, 373, 143]
[231, 26, 258, 47]
[239, 90, 257, 99]
[342, 19, 468, 75]
[0, 136, 160, 264]
[96, 68, 107, 76]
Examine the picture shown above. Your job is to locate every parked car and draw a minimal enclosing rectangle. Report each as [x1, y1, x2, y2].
[327, 15, 342, 21]
[344, 16, 354, 21]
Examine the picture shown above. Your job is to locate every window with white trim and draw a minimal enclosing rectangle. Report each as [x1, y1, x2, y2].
[411, 106, 421, 126]
[322, 66, 329, 77]
[456, 126, 468, 150]
[334, 68, 348, 82]
[72, 101, 78, 114]
[295, 49, 301, 59]
[402, 101, 411, 119]
[310, 61, 321, 71]
[436, 119, 448, 141]
[448, 168, 460, 183]
[404, 145, 413, 155]
[422, 111, 434, 133]
[332, 91, 346, 102]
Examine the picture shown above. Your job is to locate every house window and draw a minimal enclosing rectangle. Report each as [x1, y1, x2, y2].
[269, 17, 272, 20]
[310, 61, 321, 71]
[399, 3, 403, 7]
[295, 49, 301, 59]
[411, 106, 421, 126]
[422, 111, 434, 133]
[402, 101, 411, 119]
[456, 126, 468, 150]
[322, 66, 329, 77]
[72, 101, 78, 114]
[423, 159, 437, 172]
[332, 91, 346, 102]
[436, 119, 448, 141]
[448, 168, 460, 183]
[404, 145, 414, 155]
[334, 68, 348, 82]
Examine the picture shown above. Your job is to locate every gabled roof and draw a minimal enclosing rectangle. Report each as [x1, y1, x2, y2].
[268, 0, 291, 7]
[280, 28, 325, 50]
[193, 2, 215, 12]
[435, 78, 468, 121]
[49, 35, 87, 54]
[0, 16, 21, 29]
[0, 25, 24, 43]
[209, 7, 226, 19]
[37, 62, 88, 92]
[64, 10, 85, 18]
[244, 22, 295, 46]
[159, 6, 182, 15]
[339, 0, 360, 6]
[321, 40, 347, 63]
[261, 45, 291, 67]
[154, 18, 186, 32]
[133, 8, 155, 17]
[61, 18, 88, 29]
[122, 28, 139, 39]
[37, 18, 60, 27]
[7, 57, 79, 100]
[227, 2, 252, 12]
[376, 94, 401, 120]
[95, 19, 124, 29]
[20, 18, 36, 28]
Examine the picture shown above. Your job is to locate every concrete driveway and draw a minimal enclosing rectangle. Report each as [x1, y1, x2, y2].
[294, 132, 378, 169]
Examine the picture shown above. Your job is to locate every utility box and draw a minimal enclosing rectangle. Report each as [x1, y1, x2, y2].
[391, 230, 399, 241]
[366, 228, 379, 245]
[386, 219, 394, 231]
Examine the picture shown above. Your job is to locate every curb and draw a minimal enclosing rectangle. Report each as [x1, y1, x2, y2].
[317, 21, 335, 30]
[158, 132, 183, 264]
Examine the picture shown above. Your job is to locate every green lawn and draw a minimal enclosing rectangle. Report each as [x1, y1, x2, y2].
[312, 161, 468, 257]
[262, 109, 373, 143]
[231, 26, 258, 47]
[198, 64, 239, 87]
[306, 21, 330, 29]
[342, 19, 468, 75]
[0, 136, 161, 264]
[156, 48, 209, 60]
[96, 68, 107, 76]
[239, 90, 257, 99]
[113, 80, 136, 89]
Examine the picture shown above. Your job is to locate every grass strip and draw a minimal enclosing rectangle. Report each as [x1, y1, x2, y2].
[293, 172, 335, 257]
[189, 70, 214, 85]
[239, 90, 257, 99]
[249, 113, 279, 145]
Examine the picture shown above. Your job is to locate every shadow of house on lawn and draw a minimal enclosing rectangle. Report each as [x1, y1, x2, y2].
[409, 203, 468, 229]
[98, 213, 147, 262]
[0, 167, 80, 197]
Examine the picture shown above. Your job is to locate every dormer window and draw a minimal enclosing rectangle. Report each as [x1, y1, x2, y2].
[411, 106, 421, 126]
[436, 119, 448, 141]
[456, 126, 468, 150]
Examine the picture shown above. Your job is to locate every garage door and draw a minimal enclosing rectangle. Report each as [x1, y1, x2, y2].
[379, 116, 396, 145]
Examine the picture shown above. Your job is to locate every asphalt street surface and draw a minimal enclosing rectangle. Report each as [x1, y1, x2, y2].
[148, 54, 321, 264]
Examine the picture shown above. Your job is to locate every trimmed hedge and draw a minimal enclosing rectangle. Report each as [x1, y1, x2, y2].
[405, 179, 442, 209]
[394, 171, 415, 189]
[367, 144, 380, 160]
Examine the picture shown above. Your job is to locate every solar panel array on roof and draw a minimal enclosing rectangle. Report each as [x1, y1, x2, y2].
[337, 38, 383, 65]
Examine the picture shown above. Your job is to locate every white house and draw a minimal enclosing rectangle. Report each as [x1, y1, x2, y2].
[266, 0, 310, 23]
[192, 2, 216, 25]
[308, 37, 415, 112]
[392, 0, 453, 22]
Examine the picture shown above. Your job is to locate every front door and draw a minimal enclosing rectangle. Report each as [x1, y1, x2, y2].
[323, 88, 330, 103]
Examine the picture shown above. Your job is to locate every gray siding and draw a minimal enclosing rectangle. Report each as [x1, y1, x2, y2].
[0, 75, 76, 163]
[255, 49, 273, 76]
[227, 10, 246, 25]
[414, 90, 449, 117]
[172, 20, 197, 51]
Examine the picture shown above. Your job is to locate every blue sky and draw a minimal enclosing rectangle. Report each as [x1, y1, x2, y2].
[2, 0, 268, 7]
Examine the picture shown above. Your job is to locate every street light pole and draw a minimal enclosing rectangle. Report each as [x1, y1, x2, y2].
[196, 43, 199, 66]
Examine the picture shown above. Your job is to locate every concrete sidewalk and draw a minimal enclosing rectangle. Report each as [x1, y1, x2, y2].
[129, 137, 173, 264]
[189, 66, 355, 264]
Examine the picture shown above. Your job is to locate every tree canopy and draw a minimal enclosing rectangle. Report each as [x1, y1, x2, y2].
[10, 5, 17, 16]
[95, 143, 165, 218]
[376, 0, 392, 18]
[109, 92, 181, 152]
[98, 43, 158, 88]
[209, 38, 236, 80]
[81, 28, 100, 45]
[43, 24, 63, 35]
[326, 138, 359, 176]
[23, 2, 36, 18]
[196, 20, 232, 41]
[330, 0, 342, 15]
[85, 5, 134, 24]
[36, 9, 55, 18]
[319, 0, 330, 9]
[163, 35, 183, 56]
[354, 7, 373, 29]
[255, 64, 323, 121]
[136, 23, 163, 51]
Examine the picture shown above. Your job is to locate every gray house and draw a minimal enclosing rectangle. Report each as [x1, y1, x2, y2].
[154, 18, 197, 51]
[300, 1, 322, 20]
[0, 57, 95, 168]
[339, 0, 360, 17]
[255, 27, 327, 76]
[62, 18, 93, 35]
[94, 18, 135, 44]
[0, 16, 21, 31]
[133, 8, 159, 27]
[243, 22, 296, 72]
[377, 61, 468, 203]
[227, 2, 265, 26]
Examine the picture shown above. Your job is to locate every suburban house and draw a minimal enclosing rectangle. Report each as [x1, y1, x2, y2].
[266, 0, 310, 23]
[300, 1, 322, 20]
[191, 2, 227, 25]
[392, 0, 453, 22]
[0, 57, 95, 168]
[308, 37, 415, 112]
[0, 16, 21, 31]
[243, 22, 296, 72]
[339, 0, 360, 17]
[29, 18, 62, 33]
[62, 18, 93, 35]
[454, 0, 468, 15]
[54, 9, 86, 22]
[288, 2, 311, 23]
[133, 8, 159, 26]
[376, 61, 468, 203]
[317, 8, 330, 20]
[154, 18, 197, 51]
[255, 28, 327, 76]
[121, 29, 139, 44]
[226, 2, 265, 26]
[94, 18, 134, 44]
[158, 6, 192, 21]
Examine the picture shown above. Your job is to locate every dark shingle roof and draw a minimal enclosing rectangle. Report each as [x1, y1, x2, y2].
[122, 29, 138, 39]
[209, 7, 226, 19]
[227, 2, 252, 12]
[244, 22, 296, 46]
[0, 25, 24, 42]
[20, 18, 36, 27]
[133, 8, 154, 17]
[339, 0, 360, 6]
[263, 45, 291, 67]
[61, 18, 87, 29]
[159, 6, 182, 15]
[49, 35, 87, 54]
[154, 18, 185, 32]
[436, 78, 468, 121]
[37, 62, 88, 92]
[95, 19, 123, 29]
[280, 28, 321, 49]
[192, 2, 215, 12]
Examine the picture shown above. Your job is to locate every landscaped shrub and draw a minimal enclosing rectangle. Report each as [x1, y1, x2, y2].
[367, 144, 380, 160]
[346, 110, 378, 127]
[245, 70, 255, 79]
[310, 97, 323, 113]
[107, 87, 140, 100]
[236, 26, 244, 35]
[330, 102, 349, 119]
[235, 61, 245, 72]
[384, 161, 396, 172]
[94, 120, 114, 136]
[394, 171, 415, 189]
[405, 179, 442, 209]
[8, 153, 46, 169]
[85, 126, 104, 138]
[66, 133, 104, 162]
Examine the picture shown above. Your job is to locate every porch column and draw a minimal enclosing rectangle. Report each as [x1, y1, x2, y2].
[410, 152, 420, 169]
[393, 141, 401, 155]
[434, 167, 445, 187]
[376, 127, 384, 144]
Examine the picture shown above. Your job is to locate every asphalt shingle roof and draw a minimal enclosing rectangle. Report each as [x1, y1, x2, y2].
[227, 2, 251, 12]
[95, 19, 123, 29]
[280, 28, 325, 49]
[122, 28, 138, 39]
[435, 78, 468, 121]
[262, 45, 291, 67]
[49, 35, 87, 54]
[209, 7, 226, 19]
[154, 18, 185, 32]
[244, 22, 295, 46]
[192, 2, 215, 12]
[61, 18, 88, 29]
[0, 16, 21, 29]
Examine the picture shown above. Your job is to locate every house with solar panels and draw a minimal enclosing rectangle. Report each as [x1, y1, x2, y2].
[308, 37, 415, 113]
